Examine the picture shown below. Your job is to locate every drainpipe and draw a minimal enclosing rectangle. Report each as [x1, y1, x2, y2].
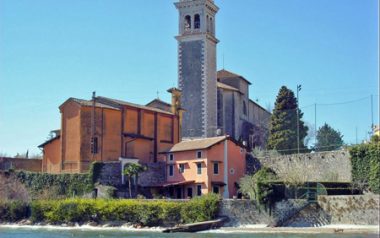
[223, 138, 229, 198]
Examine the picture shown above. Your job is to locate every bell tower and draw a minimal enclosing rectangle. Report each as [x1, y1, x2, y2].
[175, 0, 219, 138]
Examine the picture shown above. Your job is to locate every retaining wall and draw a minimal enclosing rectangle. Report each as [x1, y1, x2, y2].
[318, 195, 379, 225]
[0, 157, 42, 172]
[258, 150, 351, 182]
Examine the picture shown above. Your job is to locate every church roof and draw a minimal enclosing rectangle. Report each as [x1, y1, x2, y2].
[217, 69, 252, 85]
[163, 136, 235, 153]
[146, 98, 172, 112]
[97, 96, 174, 115]
[38, 135, 60, 148]
[217, 82, 241, 93]
[63, 98, 120, 110]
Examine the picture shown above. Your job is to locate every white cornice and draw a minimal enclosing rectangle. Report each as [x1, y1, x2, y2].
[175, 33, 219, 44]
[175, 0, 219, 14]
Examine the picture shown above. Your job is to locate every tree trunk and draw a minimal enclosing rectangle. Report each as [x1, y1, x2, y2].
[135, 175, 138, 196]
[128, 177, 132, 198]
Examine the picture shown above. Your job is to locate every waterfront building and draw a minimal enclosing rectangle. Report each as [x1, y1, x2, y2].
[39, 89, 182, 173]
[159, 136, 246, 199]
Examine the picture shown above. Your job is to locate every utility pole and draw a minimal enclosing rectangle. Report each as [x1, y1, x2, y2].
[371, 94, 374, 134]
[314, 103, 317, 148]
[296, 85, 302, 154]
[91, 91, 96, 158]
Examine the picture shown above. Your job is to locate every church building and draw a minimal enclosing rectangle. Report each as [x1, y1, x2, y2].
[175, 0, 270, 148]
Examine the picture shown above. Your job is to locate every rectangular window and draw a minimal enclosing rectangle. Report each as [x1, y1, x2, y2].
[197, 163, 202, 175]
[213, 162, 219, 174]
[91, 137, 98, 154]
[213, 186, 219, 194]
[168, 153, 174, 161]
[197, 185, 202, 196]
[179, 164, 185, 173]
[169, 165, 174, 176]
[196, 151, 202, 158]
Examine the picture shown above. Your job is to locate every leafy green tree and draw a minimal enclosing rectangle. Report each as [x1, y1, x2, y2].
[268, 86, 308, 154]
[315, 123, 344, 151]
[123, 163, 146, 198]
[239, 167, 277, 203]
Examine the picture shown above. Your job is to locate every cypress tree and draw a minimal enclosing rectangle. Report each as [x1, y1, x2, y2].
[315, 123, 344, 151]
[268, 86, 308, 154]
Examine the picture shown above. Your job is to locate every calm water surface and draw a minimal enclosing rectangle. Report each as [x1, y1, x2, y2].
[0, 228, 377, 238]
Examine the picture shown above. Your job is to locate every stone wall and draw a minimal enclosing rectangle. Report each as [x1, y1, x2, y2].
[138, 162, 165, 187]
[0, 157, 42, 172]
[219, 199, 308, 227]
[95, 161, 165, 188]
[258, 150, 351, 182]
[318, 195, 380, 225]
[219, 199, 271, 226]
[96, 162, 122, 186]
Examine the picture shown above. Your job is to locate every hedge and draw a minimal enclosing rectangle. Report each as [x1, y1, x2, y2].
[14, 171, 93, 197]
[350, 141, 380, 194]
[2, 194, 220, 226]
[8, 162, 104, 198]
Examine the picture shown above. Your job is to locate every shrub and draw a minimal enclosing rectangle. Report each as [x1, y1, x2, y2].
[0, 174, 29, 202]
[239, 167, 277, 203]
[0, 200, 29, 222]
[180, 193, 220, 223]
[350, 140, 380, 194]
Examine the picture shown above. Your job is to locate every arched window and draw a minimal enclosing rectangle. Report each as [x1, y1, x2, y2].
[206, 15, 210, 32]
[209, 17, 213, 34]
[184, 15, 191, 31]
[243, 101, 247, 115]
[194, 14, 200, 29]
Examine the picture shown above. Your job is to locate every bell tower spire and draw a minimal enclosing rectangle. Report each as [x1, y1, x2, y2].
[175, 0, 219, 138]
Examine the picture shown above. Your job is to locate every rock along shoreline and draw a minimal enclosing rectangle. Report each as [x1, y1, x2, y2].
[0, 221, 379, 234]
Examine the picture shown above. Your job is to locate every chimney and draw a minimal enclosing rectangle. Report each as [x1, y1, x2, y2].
[167, 87, 184, 141]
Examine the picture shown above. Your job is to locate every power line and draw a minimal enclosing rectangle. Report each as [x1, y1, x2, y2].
[317, 96, 371, 106]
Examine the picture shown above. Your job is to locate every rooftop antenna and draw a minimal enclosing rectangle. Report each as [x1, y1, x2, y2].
[156, 90, 160, 99]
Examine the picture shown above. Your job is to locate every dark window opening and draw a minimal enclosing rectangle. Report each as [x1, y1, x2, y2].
[169, 165, 174, 176]
[185, 15, 191, 31]
[213, 186, 219, 194]
[196, 151, 202, 158]
[187, 187, 193, 198]
[91, 137, 98, 154]
[197, 163, 202, 175]
[179, 164, 185, 173]
[194, 14, 200, 29]
[176, 187, 182, 199]
[213, 162, 219, 174]
[169, 153, 174, 161]
[206, 15, 210, 32]
[197, 185, 202, 196]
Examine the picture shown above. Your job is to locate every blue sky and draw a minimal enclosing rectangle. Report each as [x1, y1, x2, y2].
[0, 0, 378, 156]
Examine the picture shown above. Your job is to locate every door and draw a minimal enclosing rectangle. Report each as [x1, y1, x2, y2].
[187, 187, 193, 198]
[176, 187, 182, 199]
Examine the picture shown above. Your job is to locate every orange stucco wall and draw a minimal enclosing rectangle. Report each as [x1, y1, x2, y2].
[164, 139, 246, 198]
[42, 99, 179, 174]
[61, 101, 81, 173]
[123, 107, 179, 164]
[42, 137, 61, 173]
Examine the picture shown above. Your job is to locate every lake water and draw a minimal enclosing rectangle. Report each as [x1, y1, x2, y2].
[0, 228, 377, 238]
